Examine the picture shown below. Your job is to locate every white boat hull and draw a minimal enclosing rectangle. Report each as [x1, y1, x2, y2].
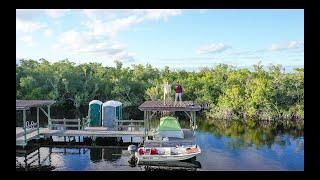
[135, 145, 201, 163]
[136, 153, 197, 162]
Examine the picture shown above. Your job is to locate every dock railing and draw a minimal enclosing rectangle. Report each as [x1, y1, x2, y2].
[50, 118, 81, 130]
[114, 119, 145, 131]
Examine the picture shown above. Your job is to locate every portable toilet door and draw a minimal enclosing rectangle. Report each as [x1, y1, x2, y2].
[102, 100, 122, 128]
[88, 100, 103, 127]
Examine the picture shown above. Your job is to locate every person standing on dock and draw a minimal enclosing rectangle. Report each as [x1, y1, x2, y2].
[163, 80, 171, 105]
[174, 81, 183, 106]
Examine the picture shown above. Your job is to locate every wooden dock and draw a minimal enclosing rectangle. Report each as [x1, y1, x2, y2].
[16, 100, 201, 148]
[16, 127, 149, 146]
[139, 101, 201, 111]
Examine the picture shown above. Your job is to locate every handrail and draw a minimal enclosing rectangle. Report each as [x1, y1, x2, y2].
[50, 118, 81, 130]
[114, 119, 145, 131]
[114, 120, 144, 123]
[51, 119, 79, 122]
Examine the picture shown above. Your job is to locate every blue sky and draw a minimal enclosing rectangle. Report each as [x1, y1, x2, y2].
[16, 9, 304, 71]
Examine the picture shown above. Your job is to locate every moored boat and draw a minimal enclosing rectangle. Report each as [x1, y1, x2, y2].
[135, 145, 201, 162]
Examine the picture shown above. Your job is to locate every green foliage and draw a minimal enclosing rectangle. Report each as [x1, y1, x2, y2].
[16, 59, 304, 121]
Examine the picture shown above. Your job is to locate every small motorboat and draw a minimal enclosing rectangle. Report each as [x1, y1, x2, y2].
[135, 145, 201, 163]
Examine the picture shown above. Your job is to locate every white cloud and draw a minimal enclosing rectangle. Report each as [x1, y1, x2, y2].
[44, 29, 53, 37]
[199, 9, 208, 14]
[16, 9, 69, 34]
[16, 9, 42, 21]
[144, 9, 182, 20]
[53, 30, 134, 62]
[114, 52, 136, 63]
[16, 18, 47, 33]
[197, 43, 231, 54]
[21, 35, 35, 47]
[44, 9, 70, 18]
[86, 16, 143, 37]
[16, 9, 47, 33]
[83, 9, 182, 37]
[269, 41, 304, 52]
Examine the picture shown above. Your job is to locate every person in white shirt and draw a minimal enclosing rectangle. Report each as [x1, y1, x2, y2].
[163, 80, 171, 105]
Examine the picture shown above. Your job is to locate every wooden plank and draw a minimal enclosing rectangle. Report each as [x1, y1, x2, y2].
[115, 120, 144, 123]
[138, 101, 201, 111]
[51, 119, 79, 122]
[51, 124, 80, 128]
[17, 127, 151, 145]
[41, 129, 146, 137]
[16, 128, 37, 138]
[16, 100, 55, 110]
[16, 130, 40, 145]
[84, 127, 109, 131]
[26, 151, 39, 161]
[139, 107, 202, 111]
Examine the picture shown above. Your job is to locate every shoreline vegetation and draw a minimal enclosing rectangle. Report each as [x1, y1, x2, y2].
[16, 59, 304, 124]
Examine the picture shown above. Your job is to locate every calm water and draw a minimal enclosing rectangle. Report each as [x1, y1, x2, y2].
[16, 119, 304, 171]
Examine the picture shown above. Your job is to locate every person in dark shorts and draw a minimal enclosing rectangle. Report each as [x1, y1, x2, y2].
[174, 81, 183, 106]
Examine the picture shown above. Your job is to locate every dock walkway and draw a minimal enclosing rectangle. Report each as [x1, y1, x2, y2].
[16, 127, 149, 146]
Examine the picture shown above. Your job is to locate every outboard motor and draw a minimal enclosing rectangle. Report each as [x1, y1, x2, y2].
[128, 144, 138, 167]
[127, 144, 137, 155]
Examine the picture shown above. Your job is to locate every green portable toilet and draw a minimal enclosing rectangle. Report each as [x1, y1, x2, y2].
[88, 100, 103, 127]
[102, 100, 122, 128]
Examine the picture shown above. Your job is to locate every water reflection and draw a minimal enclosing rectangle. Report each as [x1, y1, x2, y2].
[139, 159, 202, 171]
[89, 148, 122, 162]
[198, 119, 304, 150]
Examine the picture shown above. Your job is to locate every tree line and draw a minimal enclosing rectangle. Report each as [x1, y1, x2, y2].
[16, 59, 304, 121]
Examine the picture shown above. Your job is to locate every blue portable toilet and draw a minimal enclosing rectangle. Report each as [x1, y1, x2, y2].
[102, 100, 123, 128]
[88, 100, 103, 127]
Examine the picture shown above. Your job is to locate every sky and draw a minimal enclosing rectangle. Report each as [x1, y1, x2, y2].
[16, 9, 304, 71]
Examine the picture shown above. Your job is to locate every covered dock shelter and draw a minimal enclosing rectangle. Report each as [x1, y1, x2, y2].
[138, 101, 202, 137]
[16, 100, 55, 147]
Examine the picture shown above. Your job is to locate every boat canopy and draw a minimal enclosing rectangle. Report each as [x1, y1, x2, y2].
[159, 116, 184, 138]
[159, 116, 182, 131]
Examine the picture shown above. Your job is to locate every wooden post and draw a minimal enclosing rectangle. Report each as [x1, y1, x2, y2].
[192, 111, 195, 127]
[78, 118, 81, 130]
[24, 153, 27, 171]
[37, 107, 40, 137]
[48, 105, 51, 130]
[38, 148, 41, 170]
[189, 111, 191, 127]
[49, 147, 52, 164]
[64, 118, 66, 130]
[194, 111, 196, 128]
[23, 109, 27, 145]
[144, 111, 147, 137]
[146, 111, 149, 136]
